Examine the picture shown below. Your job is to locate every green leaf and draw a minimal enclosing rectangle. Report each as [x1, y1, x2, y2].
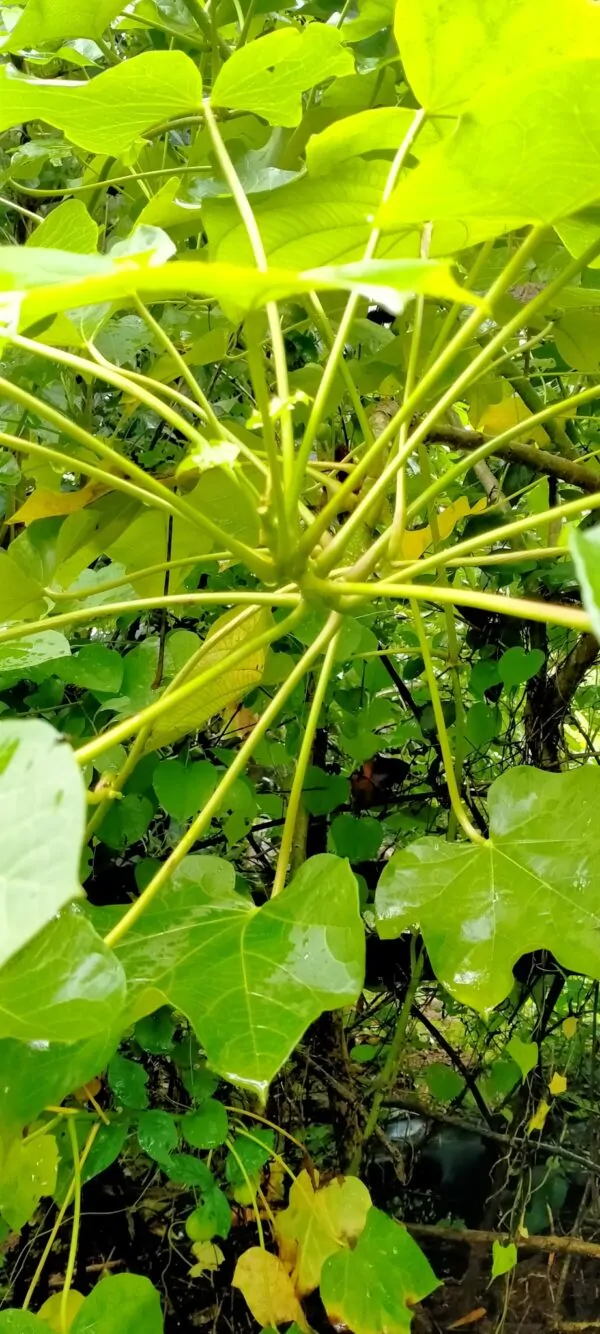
[225, 1128, 274, 1185]
[95, 853, 364, 1094]
[465, 702, 501, 749]
[376, 764, 600, 1010]
[0, 910, 125, 1043]
[554, 309, 600, 370]
[302, 766, 349, 817]
[41, 644, 123, 693]
[570, 524, 600, 637]
[305, 106, 441, 176]
[98, 793, 153, 852]
[182, 1101, 229, 1150]
[5, 0, 126, 50]
[330, 813, 383, 862]
[142, 608, 270, 754]
[394, 0, 600, 113]
[505, 1035, 538, 1080]
[498, 647, 545, 691]
[185, 1186, 232, 1242]
[491, 1240, 517, 1280]
[0, 1132, 58, 1230]
[0, 719, 86, 968]
[71, 1273, 163, 1334]
[320, 1207, 440, 1334]
[153, 759, 220, 823]
[107, 1053, 149, 1109]
[211, 25, 354, 127]
[0, 551, 43, 620]
[379, 60, 600, 232]
[0, 1315, 46, 1331]
[0, 1031, 119, 1132]
[0, 52, 202, 159]
[0, 630, 70, 675]
[421, 1063, 465, 1102]
[137, 1109, 178, 1164]
[27, 199, 98, 254]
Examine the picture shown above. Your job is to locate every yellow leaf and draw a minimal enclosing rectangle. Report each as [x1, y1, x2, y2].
[233, 1248, 307, 1329]
[189, 1241, 225, 1277]
[143, 607, 270, 753]
[10, 483, 105, 526]
[528, 1099, 550, 1133]
[39, 1291, 85, 1332]
[274, 1169, 371, 1297]
[478, 393, 550, 446]
[549, 1072, 567, 1096]
[562, 1016, 578, 1039]
[448, 1309, 487, 1329]
[399, 496, 487, 562]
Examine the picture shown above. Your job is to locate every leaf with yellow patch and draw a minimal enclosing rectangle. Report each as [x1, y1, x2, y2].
[477, 393, 551, 446]
[143, 608, 270, 753]
[562, 1016, 578, 1039]
[10, 483, 106, 526]
[39, 1291, 85, 1332]
[233, 1249, 307, 1329]
[528, 1099, 550, 1132]
[321, 1208, 440, 1334]
[399, 496, 487, 561]
[549, 1072, 567, 1096]
[275, 1169, 371, 1296]
[189, 1241, 225, 1278]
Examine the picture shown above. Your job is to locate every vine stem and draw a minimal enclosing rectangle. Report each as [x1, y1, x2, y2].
[271, 624, 341, 896]
[291, 106, 427, 509]
[22, 1122, 101, 1312]
[389, 224, 430, 559]
[47, 551, 237, 600]
[76, 604, 303, 766]
[60, 1119, 82, 1334]
[225, 1138, 265, 1247]
[203, 101, 295, 553]
[349, 940, 424, 1174]
[412, 600, 484, 844]
[131, 295, 224, 436]
[103, 610, 339, 947]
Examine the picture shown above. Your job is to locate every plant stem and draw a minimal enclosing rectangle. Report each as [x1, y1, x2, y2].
[349, 941, 424, 1173]
[412, 599, 484, 843]
[291, 108, 427, 509]
[47, 551, 238, 600]
[60, 1119, 82, 1334]
[103, 610, 339, 946]
[336, 578, 591, 632]
[132, 294, 223, 435]
[22, 1122, 100, 1311]
[271, 625, 341, 896]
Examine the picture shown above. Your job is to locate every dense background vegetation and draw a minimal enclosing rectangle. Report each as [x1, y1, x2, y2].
[1, 1, 600, 1331]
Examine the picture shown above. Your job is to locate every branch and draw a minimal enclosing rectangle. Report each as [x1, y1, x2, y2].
[406, 1221, 600, 1260]
[426, 424, 600, 494]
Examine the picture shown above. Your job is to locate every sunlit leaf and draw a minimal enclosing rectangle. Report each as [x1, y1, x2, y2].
[10, 482, 104, 526]
[0, 1132, 58, 1230]
[491, 1241, 517, 1281]
[26, 199, 98, 254]
[0, 52, 203, 158]
[95, 853, 365, 1094]
[70, 1274, 163, 1334]
[379, 61, 600, 232]
[0, 720, 86, 969]
[5, 0, 125, 49]
[211, 25, 353, 127]
[38, 1292, 85, 1333]
[569, 524, 600, 638]
[376, 765, 600, 1010]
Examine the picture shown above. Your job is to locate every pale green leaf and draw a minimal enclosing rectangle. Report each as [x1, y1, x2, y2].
[211, 25, 354, 127]
[321, 1207, 440, 1334]
[0, 52, 202, 158]
[5, 0, 125, 49]
[0, 550, 44, 620]
[94, 852, 365, 1094]
[0, 720, 86, 969]
[0, 909, 125, 1043]
[0, 1314, 46, 1331]
[71, 1274, 163, 1334]
[505, 1036, 538, 1080]
[0, 1132, 58, 1230]
[376, 765, 600, 1010]
[142, 607, 270, 754]
[305, 106, 439, 175]
[379, 60, 600, 232]
[27, 199, 98, 254]
[0, 1030, 119, 1132]
[0, 630, 70, 675]
[569, 525, 600, 637]
[491, 1240, 517, 1280]
[394, 0, 600, 113]
[554, 309, 600, 370]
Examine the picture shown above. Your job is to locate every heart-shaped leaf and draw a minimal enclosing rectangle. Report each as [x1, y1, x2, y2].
[320, 1208, 440, 1334]
[376, 765, 600, 1009]
[96, 853, 364, 1094]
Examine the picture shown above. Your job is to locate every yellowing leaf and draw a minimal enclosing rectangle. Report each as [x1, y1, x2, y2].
[10, 483, 105, 526]
[143, 608, 270, 754]
[562, 1016, 578, 1039]
[478, 393, 550, 446]
[233, 1248, 307, 1329]
[189, 1241, 225, 1278]
[399, 496, 486, 561]
[549, 1072, 567, 1096]
[275, 1169, 371, 1296]
[448, 1309, 487, 1329]
[39, 1290, 85, 1332]
[528, 1099, 550, 1133]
